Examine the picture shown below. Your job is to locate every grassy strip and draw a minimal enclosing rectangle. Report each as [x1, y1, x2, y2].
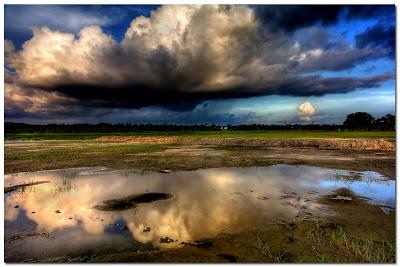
[5, 144, 164, 161]
[5, 130, 395, 140]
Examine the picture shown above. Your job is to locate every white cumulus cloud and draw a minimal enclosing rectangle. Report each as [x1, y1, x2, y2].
[298, 101, 317, 121]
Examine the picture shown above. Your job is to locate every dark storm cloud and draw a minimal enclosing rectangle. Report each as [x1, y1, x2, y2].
[41, 84, 203, 112]
[4, 5, 396, 119]
[25, 72, 393, 113]
[4, 69, 113, 119]
[356, 24, 395, 57]
[254, 5, 394, 33]
[288, 41, 386, 72]
[271, 73, 394, 96]
[254, 5, 343, 33]
[5, 102, 110, 119]
[287, 22, 395, 72]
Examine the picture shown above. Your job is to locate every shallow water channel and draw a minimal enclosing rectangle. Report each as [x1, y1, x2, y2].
[4, 165, 395, 262]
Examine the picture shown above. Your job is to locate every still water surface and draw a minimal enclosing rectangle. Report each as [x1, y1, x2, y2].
[4, 165, 394, 261]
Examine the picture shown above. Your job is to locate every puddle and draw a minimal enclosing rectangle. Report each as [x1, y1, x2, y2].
[4, 165, 395, 262]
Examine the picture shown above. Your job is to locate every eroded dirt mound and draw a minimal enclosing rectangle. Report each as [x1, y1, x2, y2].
[221, 138, 395, 151]
[96, 136, 180, 144]
[96, 136, 395, 151]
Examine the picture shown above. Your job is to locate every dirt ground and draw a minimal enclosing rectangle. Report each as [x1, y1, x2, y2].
[97, 135, 395, 151]
[4, 137, 396, 178]
[4, 137, 396, 263]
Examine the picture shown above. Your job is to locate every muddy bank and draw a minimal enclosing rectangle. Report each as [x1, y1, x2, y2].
[96, 136, 395, 151]
[5, 181, 49, 193]
[4, 142, 396, 178]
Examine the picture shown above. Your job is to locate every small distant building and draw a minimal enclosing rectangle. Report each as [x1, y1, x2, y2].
[221, 126, 228, 130]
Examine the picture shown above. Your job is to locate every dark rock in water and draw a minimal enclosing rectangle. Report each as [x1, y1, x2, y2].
[14, 205, 19, 209]
[160, 236, 174, 243]
[55, 210, 61, 214]
[143, 226, 151, 232]
[217, 253, 238, 262]
[94, 192, 173, 211]
[193, 240, 213, 249]
[326, 188, 356, 204]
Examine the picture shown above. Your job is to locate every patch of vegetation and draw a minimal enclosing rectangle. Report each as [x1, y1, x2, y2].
[5, 181, 49, 194]
[256, 236, 289, 263]
[5, 144, 165, 162]
[304, 220, 395, 263]
[330, 226, 395, 263]
[5, 130, 395, 141]
[122, 169, 149, 176]
[54, 171, 78, 193]
[7, 232, 55, 243]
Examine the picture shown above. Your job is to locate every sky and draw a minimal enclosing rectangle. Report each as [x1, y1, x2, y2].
[4, 5, 396, 125]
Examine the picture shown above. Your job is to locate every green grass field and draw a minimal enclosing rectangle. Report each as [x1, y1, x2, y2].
[4, 144, 164, 161]
[5, 130, 395, 140]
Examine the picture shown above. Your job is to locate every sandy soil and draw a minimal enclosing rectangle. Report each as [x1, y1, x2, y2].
[97, 136, 395, 151]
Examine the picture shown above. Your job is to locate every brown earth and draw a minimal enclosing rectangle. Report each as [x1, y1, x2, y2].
[96, 136, 395, 151]
[4, 139, 396, 178]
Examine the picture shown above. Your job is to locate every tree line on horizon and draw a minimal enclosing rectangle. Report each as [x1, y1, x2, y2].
[4, 112, 395, 133]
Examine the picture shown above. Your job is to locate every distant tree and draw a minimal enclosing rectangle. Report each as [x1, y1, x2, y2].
[374, 114, 395, 131]
[343, 112, 374, 130]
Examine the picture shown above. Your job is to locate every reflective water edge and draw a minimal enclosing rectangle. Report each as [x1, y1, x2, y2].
[4, 165, 395, 261]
